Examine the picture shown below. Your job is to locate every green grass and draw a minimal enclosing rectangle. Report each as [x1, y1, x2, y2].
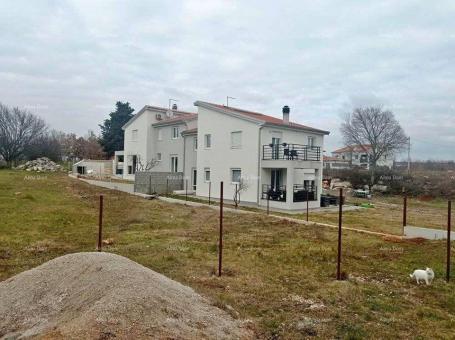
[1, 170, 454, 339]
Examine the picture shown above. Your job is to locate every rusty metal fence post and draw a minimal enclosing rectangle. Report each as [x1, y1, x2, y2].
[185, 179, 188, 203]
[403, 190, 407, 231]
[306, 190, 309, 222]
[208, 181, 211, 205]
[97, 195, 103, 252]
[267, 193, 270, 215]
[336, 188, 343, 280]
[447, 200, 452, 282]
[218, 182, 224, 277]
[166, 178, 169, 196]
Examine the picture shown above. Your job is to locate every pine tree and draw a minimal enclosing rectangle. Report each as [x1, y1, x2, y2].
[99, 102, 134, 157]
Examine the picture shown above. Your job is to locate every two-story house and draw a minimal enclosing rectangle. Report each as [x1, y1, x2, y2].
[118, 105, 197, 180]
[116, 101, 330, 210]
[331, 144, 393, 170]
[194, 101, 329, 210]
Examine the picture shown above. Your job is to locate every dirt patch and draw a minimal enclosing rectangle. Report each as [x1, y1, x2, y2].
[0, 252, 254, 339]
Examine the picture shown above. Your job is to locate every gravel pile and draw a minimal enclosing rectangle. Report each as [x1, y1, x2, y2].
[15, 157, 62, 172]
[0, 252, 254, 339]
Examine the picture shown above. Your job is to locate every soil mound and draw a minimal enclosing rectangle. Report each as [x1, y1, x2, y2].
[0, 252, 253, 339]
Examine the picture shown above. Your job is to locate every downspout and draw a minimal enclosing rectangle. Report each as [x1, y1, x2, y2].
[257, 125, 263, 205]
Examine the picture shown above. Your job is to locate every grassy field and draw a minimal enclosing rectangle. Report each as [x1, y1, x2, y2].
[1, 170, 455, 339]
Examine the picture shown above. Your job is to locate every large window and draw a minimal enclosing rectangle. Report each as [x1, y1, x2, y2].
[132, 129, 138, 141]
[172, 126, 179, 139]
[170, 155, 178, 172]
[231, 131, 242, 148]
[204, 134, 211, 148]
[204, 168, 211, 182]
[231, 168, 241, 183]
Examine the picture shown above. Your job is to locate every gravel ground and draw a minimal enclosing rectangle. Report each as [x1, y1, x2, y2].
[0, 252, 254, 339]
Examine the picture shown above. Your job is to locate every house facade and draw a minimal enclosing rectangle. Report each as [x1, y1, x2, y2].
[120, 105, 196, 180]
[194, 102, 329, 210]
[117, 101, 330, 210]
[331, 145, 393, 170]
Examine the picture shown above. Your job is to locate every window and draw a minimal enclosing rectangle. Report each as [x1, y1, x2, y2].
[231, 131, 242, 148]
[157, 128, 163, 141]
[355, 154, 359, 160]
[204, 168, 211, 182]
[132, 129, 138, 141]
[157, 153, 162, 161]
[231, 168, 241, 183]
[170, 155, 178, 172]
[172, 126, 179, 139]
[308, 136, 314, 148]
[117, 155, 124, 162]
[204, 134, 211, 148]
[194, 137, 198, 150]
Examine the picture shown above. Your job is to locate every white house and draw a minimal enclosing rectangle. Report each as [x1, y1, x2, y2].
[121, 105, 196, 180]
[331, 144, 393, 170]
[194, 102, 329, 210]
[117, 101, 330, 210]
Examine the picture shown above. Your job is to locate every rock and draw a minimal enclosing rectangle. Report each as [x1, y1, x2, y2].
[15, 157, 62, 172]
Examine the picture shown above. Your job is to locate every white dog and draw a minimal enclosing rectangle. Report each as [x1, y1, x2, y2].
[409, 267, 434, 285]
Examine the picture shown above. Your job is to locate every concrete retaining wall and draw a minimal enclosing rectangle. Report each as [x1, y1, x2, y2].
[134, 172, 183, 195]
[404, 225, 455, 240]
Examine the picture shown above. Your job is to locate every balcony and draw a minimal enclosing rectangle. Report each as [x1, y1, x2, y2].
[293, 184, 317, 202]
[261, 184, 286, 202]
[262, 143, 321, 161]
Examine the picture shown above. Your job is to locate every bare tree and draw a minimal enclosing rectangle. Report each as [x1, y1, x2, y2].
[135, 156, 160, 172]
[0, 103, 47, 167]
[233, 179, 249, 208]
[341, 105, 408, 185]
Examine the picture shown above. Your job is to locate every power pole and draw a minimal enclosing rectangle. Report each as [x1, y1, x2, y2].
[407, 137, 411, 174]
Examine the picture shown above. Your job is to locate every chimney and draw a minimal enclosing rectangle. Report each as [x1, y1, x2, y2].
[172, 103, 178, 110]
[282, 105, 290, 124]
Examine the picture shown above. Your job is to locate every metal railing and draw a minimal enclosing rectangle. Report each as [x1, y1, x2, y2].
[293, 185, 317, 202]
[262, 143, 321, 161]
[261, 184, 286, 202]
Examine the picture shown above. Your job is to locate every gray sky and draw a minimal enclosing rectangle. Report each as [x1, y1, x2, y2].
[1, 0, 454, 160]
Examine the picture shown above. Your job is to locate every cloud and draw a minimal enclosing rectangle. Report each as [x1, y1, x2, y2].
[0, 0, 454, 159]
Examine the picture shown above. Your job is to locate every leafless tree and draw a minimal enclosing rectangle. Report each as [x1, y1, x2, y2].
[135, 156, 160, 172]
[0, 103, 47, 167]
[341, 105, 408, 185]
[233, 179, 249, 208]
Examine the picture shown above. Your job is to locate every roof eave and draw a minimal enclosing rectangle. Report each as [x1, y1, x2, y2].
[263, 122, 330, 135]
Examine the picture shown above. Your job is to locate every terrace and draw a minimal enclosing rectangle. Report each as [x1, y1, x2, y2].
[262, 143, 321, 161]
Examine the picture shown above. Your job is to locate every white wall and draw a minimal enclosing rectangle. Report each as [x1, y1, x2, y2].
[123, 111, 153, 180]
[152, 122, 187, 173]
[183, 133, 198, 191]
[196, 106, 261, 203]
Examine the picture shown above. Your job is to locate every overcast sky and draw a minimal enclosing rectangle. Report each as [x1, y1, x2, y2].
[1, 0, 454, 160]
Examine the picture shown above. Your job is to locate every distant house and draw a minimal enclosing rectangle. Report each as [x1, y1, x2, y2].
[330, 144, 393, 170]
[323, 155, 350, 170]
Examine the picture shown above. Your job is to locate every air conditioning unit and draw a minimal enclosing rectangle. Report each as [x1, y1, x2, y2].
[155, 113, 162, 120]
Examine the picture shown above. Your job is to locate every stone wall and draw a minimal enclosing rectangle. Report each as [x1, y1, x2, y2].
[134, 172, 184, 195]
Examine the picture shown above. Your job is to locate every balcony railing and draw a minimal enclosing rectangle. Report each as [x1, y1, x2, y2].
[261, 184, 286, 202]
[293, 185, 317, 202]
[262, 143, 321, 161]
